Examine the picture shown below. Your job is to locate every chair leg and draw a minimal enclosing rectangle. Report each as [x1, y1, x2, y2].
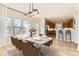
[65, 34, 67, 43]
[70, 33, 72, 43]
[65, 34, 72, 43]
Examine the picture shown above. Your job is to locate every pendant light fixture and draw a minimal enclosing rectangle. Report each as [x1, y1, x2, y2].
[27, 3, 39, 19]
[27, 3, 32, 17]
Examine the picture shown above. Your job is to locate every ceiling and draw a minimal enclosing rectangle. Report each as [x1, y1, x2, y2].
[2, 3, 77, 23]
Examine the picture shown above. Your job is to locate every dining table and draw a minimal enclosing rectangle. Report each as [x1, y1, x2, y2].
[16, 34, 53, 45]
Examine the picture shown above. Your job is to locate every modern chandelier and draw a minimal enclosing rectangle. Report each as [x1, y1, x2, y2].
[27, 3, 39, 19]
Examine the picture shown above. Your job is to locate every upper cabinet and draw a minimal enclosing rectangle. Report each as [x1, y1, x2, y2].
[45, 19, 55, 28]
[63, 18, 75, 28]
[45, 19, 56, 37]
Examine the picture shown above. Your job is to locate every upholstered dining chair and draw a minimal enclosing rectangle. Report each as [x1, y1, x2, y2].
[16, 40, 23, 50]
[44, 39, 53, 46]
[11, 36, 17, 46]
[11, 36, 14, 45]
[11, 36, 20, 49]
[21, 41, 40, 56]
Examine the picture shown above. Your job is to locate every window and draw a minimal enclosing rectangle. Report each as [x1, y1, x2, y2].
[22, 20, 30, 35]
[4, 17, 11, 37]
[13, 19, 22, 35]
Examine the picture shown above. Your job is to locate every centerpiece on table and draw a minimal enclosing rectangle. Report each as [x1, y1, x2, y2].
[29, 27, 36, 37]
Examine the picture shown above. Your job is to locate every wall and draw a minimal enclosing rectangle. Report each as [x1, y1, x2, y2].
[3, 3, 76, 18]
[34, 3, 76, 18]
[75, 4, 79, 50]
[2, 3, 29, 13]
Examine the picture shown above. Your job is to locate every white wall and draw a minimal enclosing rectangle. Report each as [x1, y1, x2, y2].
[2, 3, 29, 13]
[75, 4, 79, 51]
[34, 3, 76, 18]
[3, 3, 77, 18]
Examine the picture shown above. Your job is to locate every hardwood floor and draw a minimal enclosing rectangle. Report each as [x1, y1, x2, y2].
[0, 44, 23, 56]
[0, 39, 79, 56]
[51, 39, 79, 56]
[52, 39, 77, 49]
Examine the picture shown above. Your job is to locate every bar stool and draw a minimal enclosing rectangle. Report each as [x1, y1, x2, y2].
[58, 30, 64, 40]
[65, 30, 72, 42]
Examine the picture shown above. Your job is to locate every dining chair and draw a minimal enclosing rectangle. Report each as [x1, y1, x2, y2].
[17, 40, 22, 50]
[11, 36, 14, 45]
[11, 36, 20, 49]
[21, 41, 40, 56]
[11, 36, 17, 46]
[44, 39, 53, 46]
[27, 41, 37, 49]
